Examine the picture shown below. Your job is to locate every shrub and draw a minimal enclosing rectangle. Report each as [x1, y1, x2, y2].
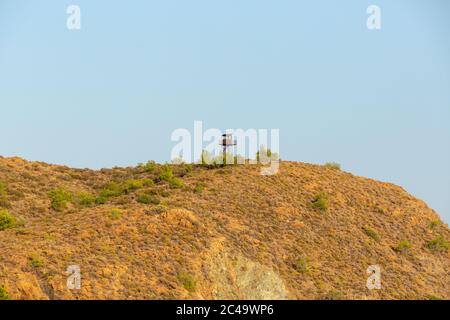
[429, 220, 442, 230]
[394, 240, 412, 253]
[0, 210, 16, 231]
[177, 272, 196, 292]
[193, 184, 204, 194]
[137, 194, 160, 205]
[147, 205, 167, 215]
[29, 253, 44, 268]
[95, 196, 108, 205]
[169, 177, 183, 188]
[49, 188, 73, 211]
[312, 192, 329, 211]
[184, 164, 193, 173]
[110, 208, 122, 220]
[123, 179, 145, 191]
[0, 285, 10, 300]
[293, 257, 309, 273]
[142, 160, 156, 173]
[159, 165, 174, 182]
[76, 193, 96, 207]
[100, 182, 124, 198]
[0, 182, 8, 207]
[324, 162, 341, 170]
[426, 235, 450, 252]
[362, 226, 380, 241]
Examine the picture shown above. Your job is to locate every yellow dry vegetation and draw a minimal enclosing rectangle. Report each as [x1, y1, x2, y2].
[0, 156, 448, 300]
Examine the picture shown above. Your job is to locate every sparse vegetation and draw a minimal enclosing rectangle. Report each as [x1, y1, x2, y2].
[142, 160, 156, 173]
[49, 188, 73, 211]
[159, 165, 174, 182]
[99, 182, 124, 198]
[75, 192, 96, 207]
[193, 183, 205, 194]
[429, 220, 442, 230]
[137, 194, 160, 205]
[0, 182, 8, 207]
[147, 204, 167, 215]
[0, 210, 17, 231]
[293, 257, 309, 273]
[169, 177, 183, 188]
[110, 208, 123, 220]
[394, 240, 412, 253]
[177, 272, 196, 292]
[158, 165, 184, 188]
[324, 162, 341, 170]
[28, 253, 44, 268]
[312, 192, 329, 211]
[323, 290, 343, 300]
[426, 235, 450, 252]
[362, 226, 380, 241]
[0, 285, 10, 300]
[0, 157, 449, 300]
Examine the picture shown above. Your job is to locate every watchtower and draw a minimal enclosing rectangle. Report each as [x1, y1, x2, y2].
[220, 133, 237, 156]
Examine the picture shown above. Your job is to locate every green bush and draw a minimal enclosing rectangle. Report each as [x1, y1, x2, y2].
[177, 272, 196, 292]
[394, 240, 412, 253]
[49, 188, 73, 211]
[362, 226, 380, 241]
[429, 220, 442, 230]
[426, 235, 450, 251]
[169, 177, 184, 188]
[142, 160, 156, 173]
[324, 162, 341, 170]
[0, 285, 10, 300]
[110, 208, 122, 220]
[0, 182, 8, 207]
[99, 179, 153, 200]
[159, 165, 174, 182]
[137, 194, 160, 205]
[76, 192, 96, 207]
[193, 184, 205, 194]
[99, 182, 124, 198]
[312, 192, 329, 211]
[0, 210, 16, 231]
[28, 253, 44, 268]
[293, 257, 309, 273]
[95, 196, 108, 205]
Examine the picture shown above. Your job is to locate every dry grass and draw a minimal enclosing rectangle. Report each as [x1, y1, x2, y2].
[0, 156, 448, 300]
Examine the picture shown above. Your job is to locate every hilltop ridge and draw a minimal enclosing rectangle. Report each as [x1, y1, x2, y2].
[0, 156, 448, 300]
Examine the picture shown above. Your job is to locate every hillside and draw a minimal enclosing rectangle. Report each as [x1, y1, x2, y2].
[0, 156, 448, 300]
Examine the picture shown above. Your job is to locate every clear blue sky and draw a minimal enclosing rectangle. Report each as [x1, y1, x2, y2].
[0, 0, 449, 222]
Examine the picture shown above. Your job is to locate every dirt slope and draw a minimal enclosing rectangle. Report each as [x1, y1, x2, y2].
[0, 156, 448, 300]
